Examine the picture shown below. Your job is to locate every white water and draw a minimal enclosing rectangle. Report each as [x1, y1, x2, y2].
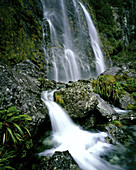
[41, 0, 106, 82]
[80, 3, 106, 75]
[114, 107, 132, 114]
[39, 91, 121, 170]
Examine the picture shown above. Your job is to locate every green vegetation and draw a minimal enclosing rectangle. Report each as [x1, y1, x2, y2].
[92, 74, 136, 108]
[122, 78, 136, 93]
[55, 93, 64, 107]
[82, 0, 136, 69]
[92, 75, 124, 104]
[110, 120, 123, 128]
[0, 0, 43, 68]
[0, 106, 33, 169]
[131, 92, 136, 100]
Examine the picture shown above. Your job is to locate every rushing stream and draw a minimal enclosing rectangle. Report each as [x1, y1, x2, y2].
[39, 91, 121, 170]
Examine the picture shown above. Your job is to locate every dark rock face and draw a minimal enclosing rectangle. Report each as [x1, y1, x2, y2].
[105, 124, 128, 144]
[55, 80, 117, 128]
[119, 110, 136, 125]
[39, 151, 79, 170]
[0, 60, 55, 136]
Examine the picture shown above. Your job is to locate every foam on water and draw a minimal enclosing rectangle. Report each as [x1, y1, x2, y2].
[39, 91, 121, 170]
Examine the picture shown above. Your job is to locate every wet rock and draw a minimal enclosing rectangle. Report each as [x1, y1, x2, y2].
[0, 61, 55, 136]
[119, 111, 136, 125]
[102, 66, 136, 79]
[119, 92, 135, 109]
[105, 124, 127, 144]
[96, 96, 117, 121]
[55, 80, 117, 128]
[39, 151, 79, 170]
[102, 66, 122, 76]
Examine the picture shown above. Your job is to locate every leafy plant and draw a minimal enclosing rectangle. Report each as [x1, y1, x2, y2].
[0, 106, 33, 168]
[0, 147, 15, 170]
[110, 120, 123, 128]
[131, 92, 136, 100]
[0, 106, 32, 145]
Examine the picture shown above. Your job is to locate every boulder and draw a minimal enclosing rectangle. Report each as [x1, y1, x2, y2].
[0, 60, 56, 136]
[119, 92, 135, 109]
[102, 66, 136, 79]
[55, 80, 117, 128]
[105, 124, 127, 144]
[102, 66, 122, 76]
[39, 151, 79, 170]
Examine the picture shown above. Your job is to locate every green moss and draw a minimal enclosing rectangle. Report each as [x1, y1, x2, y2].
[127, 104, 136, 111]
[55, 93, 64, 106]
[92, 75, 124, 104]
[0, 0, 43, 68]
[110, 120, 123, 128]
[131, 92, 136, 100]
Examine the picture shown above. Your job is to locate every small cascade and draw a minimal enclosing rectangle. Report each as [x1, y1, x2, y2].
[41, 0, 106, 82]
[39, 91, 121, 170]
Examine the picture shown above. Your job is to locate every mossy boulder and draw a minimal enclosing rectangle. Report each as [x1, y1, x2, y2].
[92, 67, 136, 110]
[54, 80, 117, 129]
[92, 74, 124, 105]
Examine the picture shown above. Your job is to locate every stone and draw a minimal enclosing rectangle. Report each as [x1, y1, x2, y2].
[38, 151, 79, 170]
[119, 92, 135, 109]
[102, 66, 122, 76]
[0, 61, 55, 136]
[55, 80, 117, 128]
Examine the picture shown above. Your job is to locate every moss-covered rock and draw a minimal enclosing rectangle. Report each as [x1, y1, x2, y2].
[92, 67, 136, 109]
[92, 74, 124, 105]
[0, 0, 44, 68]
[54, 80, 117, 129]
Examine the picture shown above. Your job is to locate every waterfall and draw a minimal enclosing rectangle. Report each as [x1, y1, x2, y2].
[39, 91, 121, 170]
[79, 2, 106, 75]
[41, 0, 106, 82]
[39, 1, 118, 169]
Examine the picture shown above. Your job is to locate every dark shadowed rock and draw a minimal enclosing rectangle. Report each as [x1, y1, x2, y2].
[38, 151, 79, 170]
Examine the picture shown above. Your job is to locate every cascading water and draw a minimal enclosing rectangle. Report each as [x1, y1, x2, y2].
[38, 1, 119, 169]
[41, 0, 106, 82]
[79, 3, 106, 75]
[39, 91, 121, 170]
